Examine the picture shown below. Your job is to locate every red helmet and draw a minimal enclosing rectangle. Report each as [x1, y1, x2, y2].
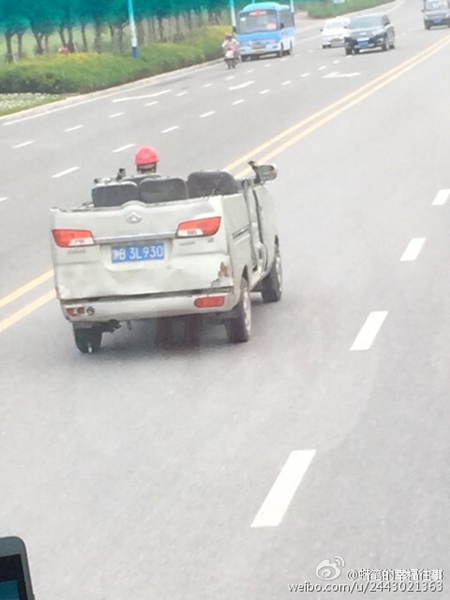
[135, 146, 159, 166]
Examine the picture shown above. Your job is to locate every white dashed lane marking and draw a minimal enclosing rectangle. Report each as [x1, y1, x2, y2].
[251, 450, 316, 528]
[301, 73, 310, 78]
[350, 311, 388, 351]
[319, 65, 327, 70]
[113, 143, 135, 153]
[432, 189, 450, 205]
[65, 125, 83, 132]
[176, 91, 188, 97]
[52, 167, 80, 179]
[400, 238, 426, 262]
[109, 112, 124, 118]
[12, 141, 34, 149]
[162, 126, 179, 133]
[232, 99, 245, 105]
[282, 80, 292, 86]
[145, 101, 158, 107]
[203, 83, 213, 88]
[260, 89, 270, 94]
[200, 111, 215, 118]
[0, 197, 7, 202]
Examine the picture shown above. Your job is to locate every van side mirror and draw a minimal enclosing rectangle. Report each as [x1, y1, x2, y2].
[249, 162, 277, 183]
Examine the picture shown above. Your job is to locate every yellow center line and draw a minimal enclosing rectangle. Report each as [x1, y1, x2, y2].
[0, 270, 54, 309]
[0, 290, 55, 334]
[1, 36, 449, 334]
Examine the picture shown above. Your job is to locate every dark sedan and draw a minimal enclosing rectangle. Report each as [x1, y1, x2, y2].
[423, 0, 450, 29]
[344, 13, 396, 55]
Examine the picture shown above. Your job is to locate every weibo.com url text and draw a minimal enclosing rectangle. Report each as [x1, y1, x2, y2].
[288, 581, 444, 593]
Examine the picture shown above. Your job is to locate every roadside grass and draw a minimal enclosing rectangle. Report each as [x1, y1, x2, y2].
[0, 26, 228, 95]
[306, 0, 395, 18]
[0, 93, 63, 116]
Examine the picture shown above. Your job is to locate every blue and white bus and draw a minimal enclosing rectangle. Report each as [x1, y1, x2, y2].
[236, 2, 296, 60]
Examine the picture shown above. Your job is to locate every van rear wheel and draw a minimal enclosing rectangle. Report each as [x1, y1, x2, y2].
[227, 278, 251, 343]
[73, 326, 102, 354]
[261, 244, 282, 303]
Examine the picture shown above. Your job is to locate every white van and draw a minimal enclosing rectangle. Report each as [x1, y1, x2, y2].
[49, 163, 282, 353]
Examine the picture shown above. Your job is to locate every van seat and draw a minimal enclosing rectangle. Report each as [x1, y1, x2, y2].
[91, 182, 139, 207]
[187, 171, 240, 198]
[139, 177, 189, 203]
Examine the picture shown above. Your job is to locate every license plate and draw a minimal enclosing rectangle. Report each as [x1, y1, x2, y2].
[254, 49, 264, 53]
[434, 18, 442, 22]
[111, 242, 165, 263]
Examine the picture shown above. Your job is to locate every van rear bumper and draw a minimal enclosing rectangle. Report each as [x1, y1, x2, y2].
[60, 287, 238, 324]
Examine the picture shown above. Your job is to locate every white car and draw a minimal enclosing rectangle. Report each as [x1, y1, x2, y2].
[321, 18, 350, 48]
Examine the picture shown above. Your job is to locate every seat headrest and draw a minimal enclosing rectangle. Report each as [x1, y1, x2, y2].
[187, 171, 240, 198]
[91, 181, 139, 207]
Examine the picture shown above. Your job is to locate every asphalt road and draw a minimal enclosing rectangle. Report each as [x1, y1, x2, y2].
[0, 0, 449, 597]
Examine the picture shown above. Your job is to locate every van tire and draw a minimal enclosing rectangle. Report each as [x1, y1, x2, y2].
[261, 243, 282, 303]
[74, 326, 102, 354]
[227, 278, 251, 343]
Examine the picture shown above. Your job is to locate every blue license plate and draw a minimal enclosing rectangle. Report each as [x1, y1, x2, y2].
[358, 40, 369, 45]
[111, 242, 165, 263]
[434, 18, 442, 22]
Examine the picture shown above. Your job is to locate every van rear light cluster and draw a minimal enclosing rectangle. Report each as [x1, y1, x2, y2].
[176, 217, 221, 238]
[52, 229, 94, 247]
[66, 307, 86, 317]
[194, 296, 225, 308]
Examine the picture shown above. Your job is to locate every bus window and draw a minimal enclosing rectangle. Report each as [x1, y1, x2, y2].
[238, 10, 278, 34]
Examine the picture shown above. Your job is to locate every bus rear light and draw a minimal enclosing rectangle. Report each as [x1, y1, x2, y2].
[52, 229, 94, 248]
[194, 296, 225, 308]
[176, 217, 221, 238]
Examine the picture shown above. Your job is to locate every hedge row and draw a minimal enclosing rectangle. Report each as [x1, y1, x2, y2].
[0, 26, 229, 94]
[306, 0, 394, 19]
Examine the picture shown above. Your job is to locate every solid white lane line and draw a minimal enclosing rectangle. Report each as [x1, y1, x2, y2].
[112, 89, 172, 102]
[13, 140, 34, 149]
[282, 80, 292, 85]
[350, 311, 388, 351]
[400, 238, 426, 261]
[432, 189, 450, 205]
[145, 101, 158, 107]
[176, 91, 188, 97]
[65, 125, 83, 132]
[162, 126, 179, 133]
[112, 143, 135, 153]
[203, 83, 213, 88]
[251, 450, 316, 528]
[52, 167, 80, 179]
[109, 112, 124, 118]
[260, 89, 270, 94]
[232, 99, 245, 105]
[200, 111, 215, 118]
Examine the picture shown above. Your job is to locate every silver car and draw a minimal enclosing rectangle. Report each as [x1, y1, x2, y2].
[321, 17, 350, 48]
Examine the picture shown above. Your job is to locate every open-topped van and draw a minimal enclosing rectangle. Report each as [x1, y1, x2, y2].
[49, 162, 282, 353]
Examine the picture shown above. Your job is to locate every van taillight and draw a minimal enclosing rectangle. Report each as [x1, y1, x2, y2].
[194, 296, 225, 308]
[52, 229, 94, 247]
[176, 217, 221, 238]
